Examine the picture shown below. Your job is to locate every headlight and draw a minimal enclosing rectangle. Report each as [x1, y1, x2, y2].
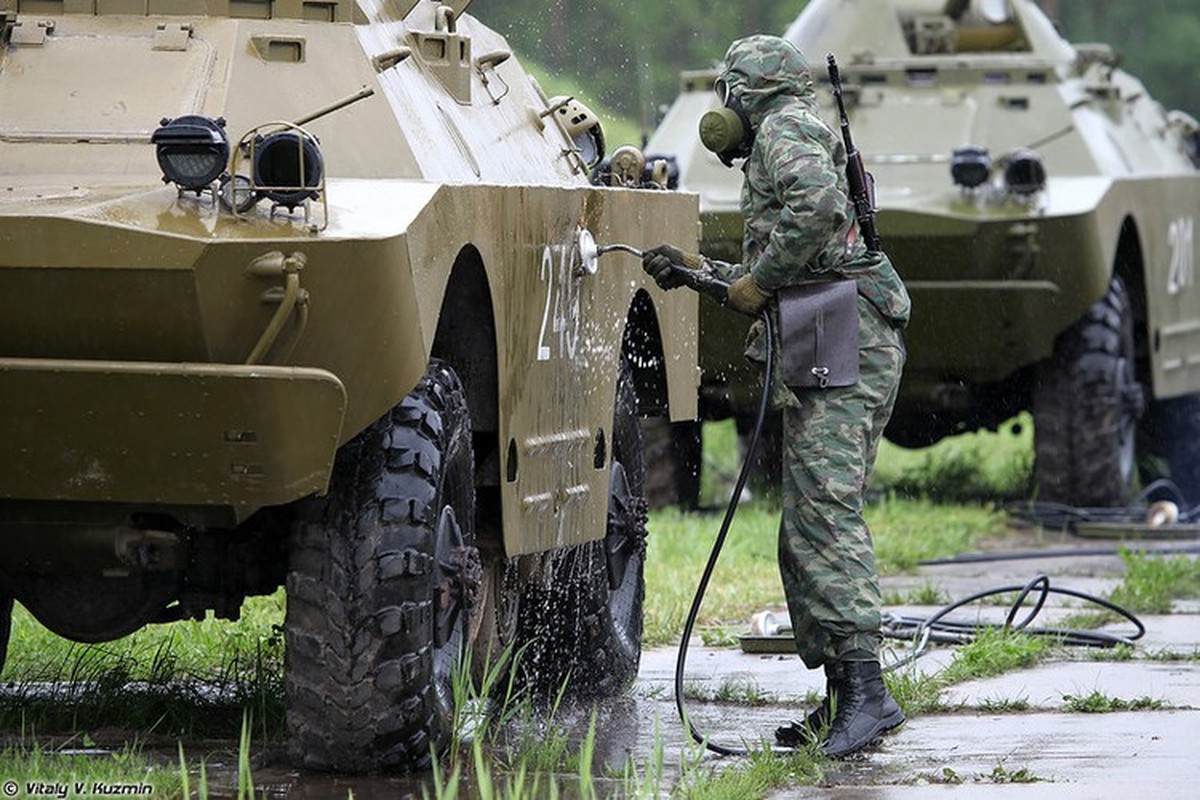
[252, 130, 324, 209]
[950, 146, 991, 189]
[1003, 149, 1047, 195]
[151, 115, 229, 191]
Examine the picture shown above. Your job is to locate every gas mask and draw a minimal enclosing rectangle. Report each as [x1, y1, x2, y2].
[699, 77, 754, 168]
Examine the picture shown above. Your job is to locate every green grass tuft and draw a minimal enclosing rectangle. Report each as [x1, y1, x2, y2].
[1107, 549, 1200, 613]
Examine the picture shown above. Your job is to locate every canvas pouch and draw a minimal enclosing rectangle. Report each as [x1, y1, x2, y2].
[778, 279, 860, 389]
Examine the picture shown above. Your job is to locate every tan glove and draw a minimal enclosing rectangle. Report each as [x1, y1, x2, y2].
[726, 274, 772, 315]
[641, 244, 704, 290]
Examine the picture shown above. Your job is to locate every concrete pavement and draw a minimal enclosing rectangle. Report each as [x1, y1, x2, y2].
[628, 531, 1200, 798]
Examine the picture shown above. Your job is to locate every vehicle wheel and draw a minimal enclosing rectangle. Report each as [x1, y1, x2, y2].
[514, 359, 647, 698]
[467, 549, 522, 689]
[17, 573, 178, 643]
[285, 360, 480, 772]
[1033, 275, 1145, 507]
[1139, 393, 1200, 507]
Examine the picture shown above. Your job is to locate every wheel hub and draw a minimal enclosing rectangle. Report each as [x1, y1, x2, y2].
[605, 461, 648, 591]
[432, 507, 481, 649]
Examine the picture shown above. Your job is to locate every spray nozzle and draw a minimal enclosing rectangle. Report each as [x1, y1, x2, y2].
[576, 227, 643, 275]
[574, 228, 734, 308]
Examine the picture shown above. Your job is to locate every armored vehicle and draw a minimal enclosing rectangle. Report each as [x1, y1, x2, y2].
[0, 0, 699, 773]
[646, 0, 1200, 508]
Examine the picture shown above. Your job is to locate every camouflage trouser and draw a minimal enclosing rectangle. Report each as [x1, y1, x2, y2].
[778, 299, 905, 668]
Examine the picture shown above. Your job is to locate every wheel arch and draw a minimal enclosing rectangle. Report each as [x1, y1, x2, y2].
[429, 244, 501, 551]
[430, 245, 498, 433]
[1112, 215, 1152, 385]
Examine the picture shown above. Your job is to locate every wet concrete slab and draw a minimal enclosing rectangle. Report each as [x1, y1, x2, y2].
[12, 530, 1194, 799]
[627, 645, 1200, 798]
[1103, 614, 1200, 652]
[625, 537, 1200, 798]
[776, 710, 1200, 799]
[942, 660, 1200, 709]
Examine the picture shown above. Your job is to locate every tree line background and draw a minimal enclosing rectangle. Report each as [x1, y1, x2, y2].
[473, 0, 1200, 140]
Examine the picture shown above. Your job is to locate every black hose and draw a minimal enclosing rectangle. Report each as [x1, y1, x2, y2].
[881, 574, 1145, 665]
[919, 542, 1200, 566]
[1005, 479, 1200, 531]
[673, 309, 777, 757]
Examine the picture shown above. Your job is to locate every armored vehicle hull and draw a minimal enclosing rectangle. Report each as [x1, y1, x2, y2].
[646, 0, 1200, 508]
[0, 0, 698, 771]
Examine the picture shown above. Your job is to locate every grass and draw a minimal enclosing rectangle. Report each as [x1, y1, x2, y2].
[871, 414, 1034, 502]
[679, 678, 782, 707]
[914, 763, 1045, 785]
[977, 696, 1031, 713]
[1108, 548, 1200, 613]
[0, 740, 182, 798]
[1060, 691, 1167, 713]
[642, 496, 1006, 646]
[432, 644, 830, 799]
[869, 497, 1006, 573]
[5, 591, 284, 680]
[0, 595, 286, 739]
[643, 504, 782, 648]
[982, 764, 1045, 784]
[672, 746, 826, 800]
[886, 628, 1049, 715]
[939, 627, 1048, 684]
[883, 581, 952, 606]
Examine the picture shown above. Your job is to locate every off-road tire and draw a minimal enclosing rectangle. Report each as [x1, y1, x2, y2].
[514, 359, 647, 698]
[285, 360, 477, 772]
[1033, 275, 1144, 507]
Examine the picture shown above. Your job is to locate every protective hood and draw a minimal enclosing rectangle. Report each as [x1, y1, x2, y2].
[717, 35, 817, 128]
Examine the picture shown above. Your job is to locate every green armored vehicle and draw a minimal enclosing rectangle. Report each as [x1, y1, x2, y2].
[0, 0, 699, 772]
[646, 0, 1200, 508]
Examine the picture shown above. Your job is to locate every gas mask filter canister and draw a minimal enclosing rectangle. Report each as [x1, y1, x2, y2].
[699, 78, 753, 167]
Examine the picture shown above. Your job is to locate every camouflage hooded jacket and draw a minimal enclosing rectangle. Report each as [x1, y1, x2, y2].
[714, 35, 910, 327]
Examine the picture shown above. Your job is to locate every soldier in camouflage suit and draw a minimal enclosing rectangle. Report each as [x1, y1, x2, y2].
[642, 35, 910, 757]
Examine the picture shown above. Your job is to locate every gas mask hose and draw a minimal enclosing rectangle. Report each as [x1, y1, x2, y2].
[672, 308, 787, 757]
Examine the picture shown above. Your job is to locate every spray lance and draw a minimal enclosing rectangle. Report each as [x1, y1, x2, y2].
[576, 234, 734, 308]
[579, 230, 782, 756]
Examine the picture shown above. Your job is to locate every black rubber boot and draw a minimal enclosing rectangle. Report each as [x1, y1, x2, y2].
[775, 664, 843, 748]
[820, 660, 905, 758]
